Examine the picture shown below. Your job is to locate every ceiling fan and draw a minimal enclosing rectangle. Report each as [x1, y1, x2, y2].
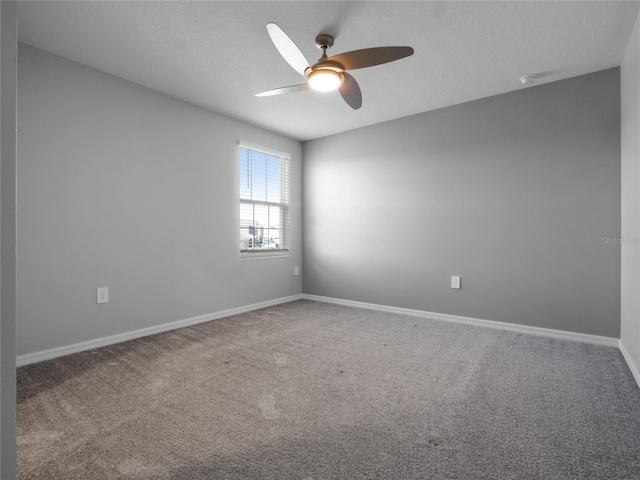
[256, 23, 414, 110]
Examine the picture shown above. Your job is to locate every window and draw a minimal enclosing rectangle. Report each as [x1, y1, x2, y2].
[239, 143, 290, 259]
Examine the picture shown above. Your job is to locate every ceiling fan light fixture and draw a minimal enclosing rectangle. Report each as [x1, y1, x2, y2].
[308, 70, 343, 92]
[257, 23, 413, 109]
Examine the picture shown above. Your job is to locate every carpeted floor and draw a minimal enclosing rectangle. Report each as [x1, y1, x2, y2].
[17, 300, 640, 479]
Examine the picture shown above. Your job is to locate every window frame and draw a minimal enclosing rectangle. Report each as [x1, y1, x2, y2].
[238, 141, 290, 260]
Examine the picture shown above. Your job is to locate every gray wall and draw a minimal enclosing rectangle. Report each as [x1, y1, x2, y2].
[17, 44, 302, 357]
[621, 12, 640, 372]
[303, 69, 621, 338]
[1, 2, 17, 477]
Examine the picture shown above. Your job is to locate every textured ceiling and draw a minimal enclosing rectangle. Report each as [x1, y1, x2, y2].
[17, 1, 640, 141]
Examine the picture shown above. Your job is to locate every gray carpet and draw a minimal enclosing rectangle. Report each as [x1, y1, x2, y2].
[17, 300, 640, 479]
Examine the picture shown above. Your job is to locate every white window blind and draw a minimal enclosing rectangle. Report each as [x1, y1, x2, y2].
[239, 144, 290, 258]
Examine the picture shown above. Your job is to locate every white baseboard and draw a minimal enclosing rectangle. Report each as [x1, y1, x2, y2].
[18, 292, 632, 387]
[302, 294, 620, 348]
[16, 294, 304, 367]
[619, 340, 640, 389]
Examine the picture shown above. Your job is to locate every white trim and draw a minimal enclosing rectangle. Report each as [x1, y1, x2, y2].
[240, 250, 290, 260]
[18, 292, 632, 385]
[302, 294, 620, 347]
[16, 294, 304, 367]
[619, 340, 640, 389]
[237, 140, 290, 160]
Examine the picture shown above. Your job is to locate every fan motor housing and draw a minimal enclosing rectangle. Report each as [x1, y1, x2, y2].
[315, 34, 335, 49]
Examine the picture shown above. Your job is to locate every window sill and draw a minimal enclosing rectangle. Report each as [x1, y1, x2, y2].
[240, 250, 290, 260]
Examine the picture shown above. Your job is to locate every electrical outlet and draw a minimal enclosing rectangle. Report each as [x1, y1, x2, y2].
[97, 287, 109, 304]
[294, 266, 300, 276]
[451, 276, 461, 290]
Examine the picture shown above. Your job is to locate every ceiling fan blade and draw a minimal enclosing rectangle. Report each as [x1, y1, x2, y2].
[326, 46, 414, 71]
[339, 73, 362, 110]
[256, 84, 310, 97]
[266, 23, 310, 76]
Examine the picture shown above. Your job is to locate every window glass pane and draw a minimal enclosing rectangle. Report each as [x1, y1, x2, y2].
[267, 205, 282, 248]
[250, 151, 267, 202]
[240, 202, 254, 249]
[239, 149, 250, 200]
[266, 155, 281, 203]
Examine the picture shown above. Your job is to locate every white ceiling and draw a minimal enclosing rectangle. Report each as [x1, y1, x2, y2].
[17, 1, 640, 141]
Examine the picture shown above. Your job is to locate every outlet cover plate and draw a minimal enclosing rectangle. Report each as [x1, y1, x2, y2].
[97, 287, 109, 304]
